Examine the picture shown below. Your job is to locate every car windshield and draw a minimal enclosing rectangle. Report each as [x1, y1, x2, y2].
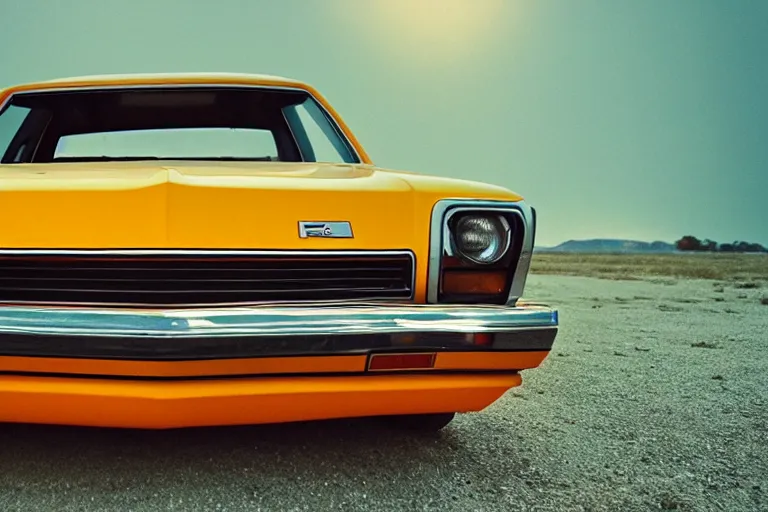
[0, 87, 359, 164]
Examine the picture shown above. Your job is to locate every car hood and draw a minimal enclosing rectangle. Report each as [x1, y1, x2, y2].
[0, 161, 522, 250]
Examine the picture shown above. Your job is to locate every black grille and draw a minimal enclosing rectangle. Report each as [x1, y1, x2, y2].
[0, 251, 415, 307]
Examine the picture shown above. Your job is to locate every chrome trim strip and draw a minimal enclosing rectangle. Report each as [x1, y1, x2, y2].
[0, 303, 558, 338]
[428, 199, 535, 305]
[0, 82, 363, 164]
[0, 298, 407, 309]
[508, 201, 535, 304]
[0, 248, 409, 257]
[298, 221, 354, 239]
[0, 248, 417, 304]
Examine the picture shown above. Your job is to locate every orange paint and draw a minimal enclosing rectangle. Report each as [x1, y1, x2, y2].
[0, 374, 521, 429]
[434, 351, 549, 370]
[0, 74, 547, 429]
[0, 351, 546, 378]
[0, 74, 374, 165]
[0, 355, 368, 378]
[0, 75, 523, 307]
[0, 164, 520, 305]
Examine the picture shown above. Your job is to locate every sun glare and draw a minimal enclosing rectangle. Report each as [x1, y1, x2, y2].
[337, 0, 508, 65]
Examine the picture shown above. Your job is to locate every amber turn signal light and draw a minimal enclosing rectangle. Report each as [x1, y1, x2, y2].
[441, 270, 507, 295]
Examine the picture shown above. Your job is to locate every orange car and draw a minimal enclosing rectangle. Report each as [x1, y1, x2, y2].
[0, 73, 558, 431]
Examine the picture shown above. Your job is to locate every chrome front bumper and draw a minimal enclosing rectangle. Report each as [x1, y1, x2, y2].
[0, 302, 558, 360]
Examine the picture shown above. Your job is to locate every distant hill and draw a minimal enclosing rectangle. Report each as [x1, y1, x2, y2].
[535, 239, 676, 254]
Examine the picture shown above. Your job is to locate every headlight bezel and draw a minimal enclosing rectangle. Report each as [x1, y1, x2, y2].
[428, 200, 536, 305]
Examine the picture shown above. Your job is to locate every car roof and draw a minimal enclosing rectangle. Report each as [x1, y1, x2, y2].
[4, 72, 309, 92]
[0, 72, 375, 165]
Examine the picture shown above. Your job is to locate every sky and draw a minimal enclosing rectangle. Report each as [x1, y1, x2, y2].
[1, 0, 766, 246]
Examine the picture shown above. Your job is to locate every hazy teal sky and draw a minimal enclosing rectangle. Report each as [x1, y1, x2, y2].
[1, 0, 766, 246]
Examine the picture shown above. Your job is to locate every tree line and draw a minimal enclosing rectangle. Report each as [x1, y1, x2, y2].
[675, 236, 767, 253]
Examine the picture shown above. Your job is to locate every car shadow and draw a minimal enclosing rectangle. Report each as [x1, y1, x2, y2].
[0, 417, 471, 487]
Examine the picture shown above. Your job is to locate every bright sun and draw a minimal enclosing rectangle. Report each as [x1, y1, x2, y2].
[339, 0, 508, 64]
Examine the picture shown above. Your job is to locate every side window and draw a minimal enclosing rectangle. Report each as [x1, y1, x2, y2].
[284, 98, 357, 163]
[0, 104, 32, 162]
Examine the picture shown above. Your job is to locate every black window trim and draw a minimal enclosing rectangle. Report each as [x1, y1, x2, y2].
[0, 83, 363, 165]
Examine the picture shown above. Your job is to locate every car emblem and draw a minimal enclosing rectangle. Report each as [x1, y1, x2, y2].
[298, 221, 354, 238]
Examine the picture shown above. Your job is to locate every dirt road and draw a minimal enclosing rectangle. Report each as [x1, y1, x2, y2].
[1, 274, 766, 511]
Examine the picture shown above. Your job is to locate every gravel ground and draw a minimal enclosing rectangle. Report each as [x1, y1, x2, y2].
[1, 274, 766, 511]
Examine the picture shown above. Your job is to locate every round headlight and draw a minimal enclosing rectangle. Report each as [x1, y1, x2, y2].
[453, 214, 510, 264]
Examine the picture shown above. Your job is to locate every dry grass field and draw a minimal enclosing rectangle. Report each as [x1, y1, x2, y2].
[531, 252, 768, 283]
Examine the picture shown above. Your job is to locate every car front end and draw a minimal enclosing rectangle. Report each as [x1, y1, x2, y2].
[0, 74, 557, 430]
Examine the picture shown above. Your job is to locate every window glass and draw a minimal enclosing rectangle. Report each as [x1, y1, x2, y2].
[0, 105, 31, 160]
[1, 88, 360, 164]
[285, 98, 356, 163]
[54, 128, 279, 160]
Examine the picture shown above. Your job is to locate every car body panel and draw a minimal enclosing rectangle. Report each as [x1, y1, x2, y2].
[0, 161, 520, 303]
[0, 351, 548, 379]
[0, 72, 375, 165]
[0, 73, 557, 430]
[0, 373, 520, 429]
